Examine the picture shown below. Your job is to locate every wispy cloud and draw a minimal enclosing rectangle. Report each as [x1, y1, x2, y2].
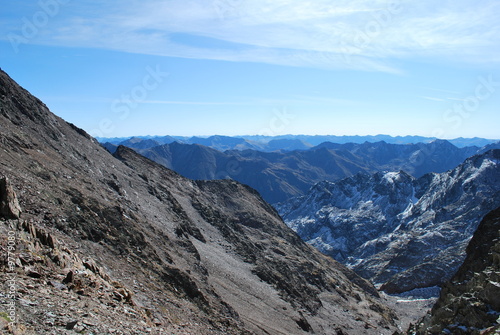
[140, 100, 246, 106]
[4, 0, 500, 71]
[421, 96, 446, 102]
[421, 94, 484, 103]
[421, 87, 461, 95]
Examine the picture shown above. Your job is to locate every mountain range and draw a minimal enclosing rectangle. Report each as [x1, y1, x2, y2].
[101, 134, 499, 152]
[103, 139, 498, 204]
[0, 69, 404, 334]
[277, 149, 500, 295]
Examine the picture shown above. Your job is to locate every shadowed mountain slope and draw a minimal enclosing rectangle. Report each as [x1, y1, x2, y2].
[0, 69, 399, 334]
[127, 139, 480, 204]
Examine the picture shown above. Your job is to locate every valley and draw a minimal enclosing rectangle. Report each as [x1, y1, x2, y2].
[1, 67, 499, 334]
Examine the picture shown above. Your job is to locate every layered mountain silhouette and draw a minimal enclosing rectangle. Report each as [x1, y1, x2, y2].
[104, 135, 267, 152]
[103, 134, 499, 152]
[0, 69, 402, 333]
[277, 150, 500, 294]
[106, 139, 488, 204]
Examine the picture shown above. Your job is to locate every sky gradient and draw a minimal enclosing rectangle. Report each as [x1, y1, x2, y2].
[1, 0, 499, 139]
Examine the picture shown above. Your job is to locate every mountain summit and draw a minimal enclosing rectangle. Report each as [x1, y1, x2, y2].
[0, 69, 401, 334]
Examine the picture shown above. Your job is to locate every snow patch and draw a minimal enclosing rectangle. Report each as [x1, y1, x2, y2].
[285, 217, 315, 231]
[308, 226, 348, 253]
[464, 158, 497, 184]
[384, 172, 399, 183]
[394, 286, 441, 300]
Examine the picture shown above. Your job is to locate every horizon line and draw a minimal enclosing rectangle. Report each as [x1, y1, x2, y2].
[95, 134, 500, 141]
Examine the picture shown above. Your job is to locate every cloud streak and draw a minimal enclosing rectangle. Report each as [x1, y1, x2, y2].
[4, 0, 500, 71]
[140, 100, 247, 106]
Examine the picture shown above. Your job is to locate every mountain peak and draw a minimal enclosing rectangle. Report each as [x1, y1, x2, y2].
[379, 170, 414, 184]
[429, 138, 456, 148]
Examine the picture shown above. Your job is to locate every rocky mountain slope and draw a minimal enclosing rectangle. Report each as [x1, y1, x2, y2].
[0, 68, 401, 334]
[112, 139, 482, 204]
[410, 206, 500, 334]
[277, 150, 500, 294]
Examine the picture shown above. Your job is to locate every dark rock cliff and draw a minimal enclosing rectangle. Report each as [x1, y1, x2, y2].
[411, 206, 500, 334]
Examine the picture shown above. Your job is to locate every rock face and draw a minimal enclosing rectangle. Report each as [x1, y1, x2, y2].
[0, 177, 21, 219]
[411, 206, 500, 334]
[278, 151, 500, 294]
[0, 69, 400, 334]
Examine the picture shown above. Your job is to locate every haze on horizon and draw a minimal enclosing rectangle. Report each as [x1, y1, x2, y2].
[1, 0, 499, 139]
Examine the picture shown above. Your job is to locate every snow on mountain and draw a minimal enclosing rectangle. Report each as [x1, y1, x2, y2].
[277, 149, 500, 294]
[279, 171, 416, 262]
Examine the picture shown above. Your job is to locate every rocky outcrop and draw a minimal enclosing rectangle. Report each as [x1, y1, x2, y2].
[0, 177, 21, 219]
[411, 206, 500, 334]
[0, 219, 148, 334]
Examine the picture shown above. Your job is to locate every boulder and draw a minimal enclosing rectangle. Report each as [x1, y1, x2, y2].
[0, 177, 21, 219]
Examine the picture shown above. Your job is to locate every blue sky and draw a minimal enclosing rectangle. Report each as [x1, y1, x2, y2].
[1, 0, 499, 139]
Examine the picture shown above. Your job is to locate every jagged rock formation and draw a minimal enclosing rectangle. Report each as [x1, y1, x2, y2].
[0, 177, 21, 219]
[410, 206, 500, 334]
[278, 171, 417, 263]
[278, 151, 500, 294]
[0, 68, 400, 334]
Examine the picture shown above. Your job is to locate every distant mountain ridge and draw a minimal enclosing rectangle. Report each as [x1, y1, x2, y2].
[99, 134, 499, 152]
[277, 149, 500, 294]
[105, 139, 496, 204]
